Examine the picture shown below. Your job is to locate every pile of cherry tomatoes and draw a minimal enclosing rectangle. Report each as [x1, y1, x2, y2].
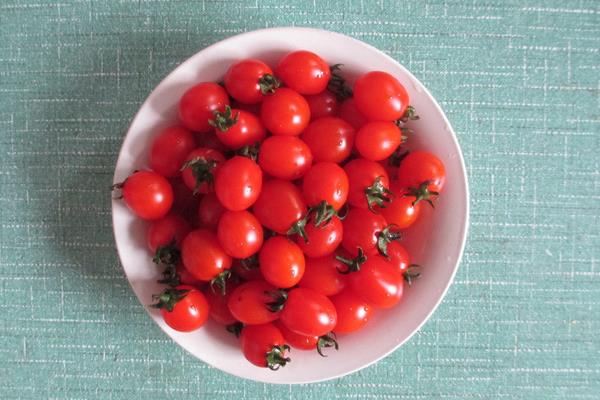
[114, 50, 446, 370]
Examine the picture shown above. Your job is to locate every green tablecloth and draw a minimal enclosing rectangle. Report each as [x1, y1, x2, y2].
[1, 1, 598, 398]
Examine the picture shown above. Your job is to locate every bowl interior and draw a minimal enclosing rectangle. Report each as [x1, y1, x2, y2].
[112, 27, 469, 384]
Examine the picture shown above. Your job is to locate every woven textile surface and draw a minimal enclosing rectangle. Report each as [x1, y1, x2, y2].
[0, 0, 599, 398]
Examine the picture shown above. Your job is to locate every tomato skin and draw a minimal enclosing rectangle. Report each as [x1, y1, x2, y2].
[259, 236, 305, 288]
[349, 255, 404, 309]
[276, 50, 330, 95]
[214, 109, 266, 150]
[217, 210, 264, 259]
[296, 217, 343, 258]
[258, 136, 313, 180]
[181, 148, 225, 193]
[232, 260, 263, 281]
[355, 122, 402, 161]
[241, 323, 287, 367]
[261, 88, 310, 136]
[179, 82, 230, 133]
[149, 126, 196, 178]
[386, 241, 410, 273]
[197, 192, 225, 229]
[305, 91, 339, 120]
[169, 178, 198, 221]
[160, 285, 209, 332]
[302, 162, 349, 211]
[195, 130, 229, 153]
[353, 71, 409, 121]
[280, 288, 337, 337]
[146, 214, 191, 253]
[344, 158, 390, 209]
[181, 229, 232, 281]
[329, 288, 372, 334]
[299, 254, 346, 296]
[227, 280, 280, 324]
[224, 59, 274, 104]
[380, 185, 422, 229]
[339, 98, 368, 130]
[204, 284, 238, 325]
[176, 263, 205, 287]
[214, 156, 263, 211]
[274, 320, 318, 350]
[342, 207, 386, 256]
[121, 171, 173, 220]
[397, 151, 446, 193]
[253, 179, 307, 234]
[301, 117, 355, 163]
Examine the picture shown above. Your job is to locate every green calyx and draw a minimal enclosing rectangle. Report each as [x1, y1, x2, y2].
[397, 105, 420, 123]
[335, 248, 367, 275]
[208, 105, 239, 132]
[327, 64, 353, 101]
[180, 157, 217, 194]
[258, 74, 281, 95]
[405, 181, 439, 208]
[377, 224, 403, 258]
[316, 332, 339, 357]
[310, 201, 338, 227]
[266, 344, 291, 371]
[403, 264, 421, 287]
[365, 176, 394, 211]
[235, 143, 260, 161]
[287, 216, 309, 243]
[157, 264, 181, 287]
[150, 288, 190, 312]
[210, 270, 232, 296]
[265, 289, 288, 312]
[388, 148, 409, 167]
[239, 254, 259, 271]
[152, 240, 180, 266]
[226, 321, 244, 338]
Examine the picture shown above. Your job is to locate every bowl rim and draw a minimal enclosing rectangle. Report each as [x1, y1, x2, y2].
[111, 26, 470, 384]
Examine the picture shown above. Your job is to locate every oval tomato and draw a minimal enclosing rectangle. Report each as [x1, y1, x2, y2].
[344, 158, 391, 210]
[179, 82, 229, 133]
[397, 150, 446, 195]
[301, 117, 355, 163]
[203, 283, 238, 325]
[299, 254, 346, 296]
[302, 162, 349, 211]
[296, 216, 343, 258]
[227, 280, 280, 325]
[261, 88, 310, 136]
[149, 126, 196, 177]
[197, 192, 225, 229]
[339, 98, 368, 130]
[181, 228, 232, 282]
[342, 207, 386, 256]
[305, 90, 338, 120]
[274, 320, 317, 350]
[380, 185, 422, 229]
[280, 287, 337, 337]
[258, 136, 313, 180]
[153, 285, 209, 332]
[224, 59, 277, 104]
[119, 170, 173, 220]
[217, 210, 263, 259]
[355, 121, 402, 161]
[259, 236, 305, 288]
[181, 147, 225, 194]
[386, 241, 410, 273]
[353, 71, 409, 121]
[241, 323, 290, 369]
[253, 179, 307, 235]
[329, 288, 372, 334]
[348, 254, 404, 309]
[146, 213, 191, 253]
[275, 50, 330, 95]
[214, 156, 263, 211]
[211, 108, 265, 150]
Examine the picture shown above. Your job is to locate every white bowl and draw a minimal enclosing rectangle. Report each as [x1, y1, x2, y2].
[111, 27, 469, 384]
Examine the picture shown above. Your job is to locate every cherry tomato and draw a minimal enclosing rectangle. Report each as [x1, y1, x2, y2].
[169, 178, 198, 221]
[119, 170, 173, 220]
[204, 283, 238, 325]
[344, 158, 391, 210]
[253, 179, 307, 235]
[386, 241, 410, 273]
[302, 162, 349, 211]
[197, 192, 225, 229]
[227, 280, 280, 324]
[274, 320, 317, 350]
[258, 136, 313, 180]
[299, 254, 346, 296]
[217, 210, 264, 259]
[380, 185, 422, 229]
[195, 130, 229, 153]
[342, 207, 386, 256]
[397, 151, 446, 193]
[259, 236, 305, 288]
[261, 88, 310, 136]
[296, 216, 343, 258]
[179, 82, 229, 133]
[355, 121, 402, 161]
[348, 254, 404, 309]
[353, 71, 409, 121]
[181, 147, 225, 194]
[181, 228, 232, 281]
[214, 156, 262, 211]
[329, 288, 372, 333]
[154, 285, 209, 332]
[241, 323, 290, 369]
[301, 117, 355, 163]
[275, 50, 330, 95]
[149, 126, 196, 177]
[146, 213, 191, 253]
[212, 108, 266, 149]
[224, 59, 276, 104]
[280, 287, 337, 337]
[339, 98, 368, 130]
[305, 90, 339, 120]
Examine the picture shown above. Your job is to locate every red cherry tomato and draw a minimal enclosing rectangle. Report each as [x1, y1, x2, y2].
[301, 117, 355, 163]
[344, 158, 392, 210]
[296, 216, 343, 258]
[181, 147, 225, 194]
[353, 71, 409, 121]
[397, 151, 446, 193]
[169, 178, 198, 221]
[259, 236, 305, 288]
[155, 285, 209, 332]
[339, 98, 368, 130]
[280, 287, 337, 337]
[197, 192, 225, 229]
[299, 254, 346, 296]
[329, 288, 372, 334]
[274, 320, 317, 350]
[224, 59, 275, 104]
[119, 170, 173, 220]
[348, 254, 404, 309]
[261, 88, 310, 136]
[258, 136, 313, 180]
[179, 82, 229, 133]
[217, 210, 263, 259]
[380, 185, 422, 229]
[253, 179, 307, 235]
[241, 323, 290, 369]
[227, 280, 280, 324]
[305, 91, 339, 120]
[146, 213, 191, 253]
[214, 156, 263, 211]
[181, 228, 232, 281]
[355, 121, 402, 161]
[386, 241, 410, 273]
[203, 283, 238, 325]
[212, 108, 266, 150]
[275, 50, 330, 95]
[149, 126, 196, 177]
[302, 162, 349, 211]
[342, 207, 386, 256]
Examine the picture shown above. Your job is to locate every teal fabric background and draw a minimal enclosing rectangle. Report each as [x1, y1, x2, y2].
[1, 0, 599, 398]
